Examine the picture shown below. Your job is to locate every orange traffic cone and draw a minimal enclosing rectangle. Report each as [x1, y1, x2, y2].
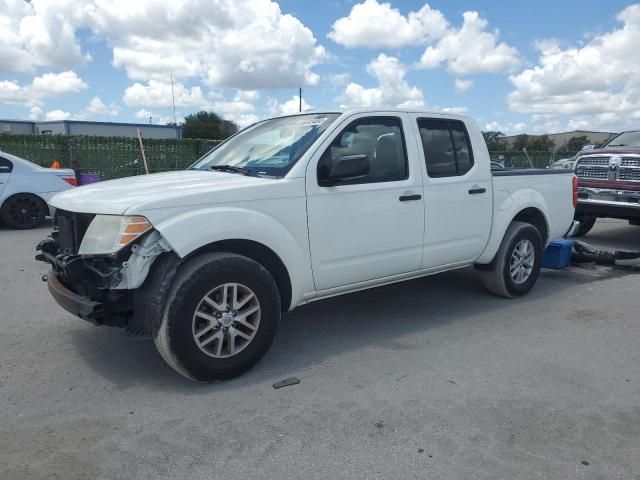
[51, 160, 61, 169]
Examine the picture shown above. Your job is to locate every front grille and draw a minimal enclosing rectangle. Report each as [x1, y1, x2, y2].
[618, 168, 640, 182]
[578, 156, 610, 166]
[576, 155, 640, 183]
[575, 155, 609, 180]
[54, 210, 95, 254]
[622, 157, 640, 167]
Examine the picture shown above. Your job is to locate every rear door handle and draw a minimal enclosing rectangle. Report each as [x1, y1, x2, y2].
[399, 194, 422, 201]
[468, 188, 486, 195]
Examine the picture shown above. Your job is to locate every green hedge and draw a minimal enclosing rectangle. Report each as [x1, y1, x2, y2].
[0, 134, 221, 180]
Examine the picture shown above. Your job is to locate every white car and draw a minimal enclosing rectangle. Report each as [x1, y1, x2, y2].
[0, 151, 76, 229]
[38, 108, 578, 382]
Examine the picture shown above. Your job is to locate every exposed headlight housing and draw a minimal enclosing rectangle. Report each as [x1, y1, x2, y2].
[78, 215, 153, 255]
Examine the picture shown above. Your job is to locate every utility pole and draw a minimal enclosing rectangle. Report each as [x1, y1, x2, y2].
[299, 87, 302, 112]
[171, 74, 177, 124]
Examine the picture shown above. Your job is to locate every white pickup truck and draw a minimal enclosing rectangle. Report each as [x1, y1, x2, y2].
[37, 109, 578, 382]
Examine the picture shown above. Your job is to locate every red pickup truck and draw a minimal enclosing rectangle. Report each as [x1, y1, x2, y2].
[574, 130, 640, 236]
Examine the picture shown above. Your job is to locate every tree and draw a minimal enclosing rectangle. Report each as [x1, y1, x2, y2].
[181, 111, 238, 140]
[527, 134, 554, 152]
[513, 134, 529, 152]
[482, 131, 507, 151]
[558, 135, 590, 156]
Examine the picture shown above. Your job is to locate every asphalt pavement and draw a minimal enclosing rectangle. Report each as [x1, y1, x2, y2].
[1, 219, 638, 479]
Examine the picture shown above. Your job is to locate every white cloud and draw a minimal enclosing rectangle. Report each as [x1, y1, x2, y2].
[485, 121, 527, 134]
[340, 54, 424, 108]
[205, 90, 262, 127]
[28, 106, 43, 120]
[79, 96, 119, 118]
[328, 0, 448, 48]
[267, 95, 313, 115]
[135, 109, 154, 120]
[329, 1, 519, 76]
[454, 79, 474, 92]
[0, 71, 88, 105]
[123, 80, 205, 108]
[31, 71, 88, 96]
[417, 11, 520, 75]
[235, 90, 260, 102]
[2, 0, 325, 90]
[45, 109, 71, 121]
[0, 0, 91, 73]
[508, 4, 640, 132]
[134, 108, 183, 125]
[328, 73, 351, 88]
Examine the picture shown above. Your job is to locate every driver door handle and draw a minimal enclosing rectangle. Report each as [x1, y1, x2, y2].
[399, 194, 422, 201]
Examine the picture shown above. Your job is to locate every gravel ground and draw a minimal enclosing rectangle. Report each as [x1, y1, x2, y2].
[1, 219, 639, 480]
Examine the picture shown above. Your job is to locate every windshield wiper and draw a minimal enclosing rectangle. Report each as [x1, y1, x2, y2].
[209, 165, 255, 176]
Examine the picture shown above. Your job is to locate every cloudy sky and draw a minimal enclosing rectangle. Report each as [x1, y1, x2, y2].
[1, 0, 639, 134]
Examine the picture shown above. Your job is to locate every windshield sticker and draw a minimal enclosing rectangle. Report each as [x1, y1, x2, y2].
[291, 117, 328, 127]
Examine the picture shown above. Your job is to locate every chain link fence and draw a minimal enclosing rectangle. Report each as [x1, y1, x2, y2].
[0, 133, 578, 181]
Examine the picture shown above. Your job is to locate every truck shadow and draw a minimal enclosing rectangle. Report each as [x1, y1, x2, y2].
[69, 265, 605, 392]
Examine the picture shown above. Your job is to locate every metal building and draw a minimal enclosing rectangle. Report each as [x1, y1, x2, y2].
[0, 120, 36, 135]
[0, 119, 182, 139]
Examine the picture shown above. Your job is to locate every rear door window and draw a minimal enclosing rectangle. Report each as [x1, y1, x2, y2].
[418, 119, 474, 177]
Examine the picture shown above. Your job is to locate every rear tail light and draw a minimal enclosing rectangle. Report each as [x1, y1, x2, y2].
[572, 175, 578, 208]
[63, 177, 77, 187]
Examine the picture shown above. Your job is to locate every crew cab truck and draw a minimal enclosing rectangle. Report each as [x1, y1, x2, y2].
[573, 130, 640, 236]
[37, 109, 578, 382]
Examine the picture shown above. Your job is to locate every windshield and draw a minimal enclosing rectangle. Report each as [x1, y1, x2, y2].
[605, 131, 640, 147]
[191, 113, 340, 177]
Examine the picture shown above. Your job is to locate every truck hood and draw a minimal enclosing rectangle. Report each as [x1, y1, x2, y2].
[579, 146, 640, 156]
[48, 170, 279, 215]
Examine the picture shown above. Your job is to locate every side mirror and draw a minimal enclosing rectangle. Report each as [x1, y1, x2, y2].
[327, 154, 369, 183]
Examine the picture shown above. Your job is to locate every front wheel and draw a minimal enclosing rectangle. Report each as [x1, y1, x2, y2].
[481, 221, 543, 298]
[154, 252, 281, 382]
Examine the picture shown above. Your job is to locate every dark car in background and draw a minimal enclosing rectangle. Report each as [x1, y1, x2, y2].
[573, 131, 640, 236]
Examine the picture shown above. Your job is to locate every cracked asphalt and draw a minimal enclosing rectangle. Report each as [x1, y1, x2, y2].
[1, 219, 639, 479]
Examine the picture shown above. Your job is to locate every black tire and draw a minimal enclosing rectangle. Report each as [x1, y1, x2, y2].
[1, 193, 47, 229]
[629, 219, 640, 226]
[481, 221, 543, 299]
[573, 215, 596, 237]
[154, 252, 281, 382]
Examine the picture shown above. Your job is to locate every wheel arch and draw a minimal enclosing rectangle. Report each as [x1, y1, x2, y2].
[0, 191, 48, 211]
[186, 239, 293, 312]
[512, 207, 549, 245]
[476, 199, 551, 266]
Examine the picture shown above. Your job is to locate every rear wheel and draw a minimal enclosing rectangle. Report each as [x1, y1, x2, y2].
[573, 214, 596, 237]
[481, 221, 543, 298]
[1, 194, 47, 229]
[154, 252, 281, 382]
[629, 219, 640, 226]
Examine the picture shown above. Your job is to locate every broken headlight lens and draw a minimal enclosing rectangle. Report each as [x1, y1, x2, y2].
[78, 215, 153, 255]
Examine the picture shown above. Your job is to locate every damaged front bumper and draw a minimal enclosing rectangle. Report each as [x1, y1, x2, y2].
[36, 228, 174, 334]
[46, 272, 104, 325]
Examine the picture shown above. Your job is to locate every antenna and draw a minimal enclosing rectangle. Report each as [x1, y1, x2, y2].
[171, 74, 177, 124]
[299, 87, 302, 112]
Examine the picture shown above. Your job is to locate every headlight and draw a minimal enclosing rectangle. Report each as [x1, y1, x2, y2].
[78, 215, 153, 255]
